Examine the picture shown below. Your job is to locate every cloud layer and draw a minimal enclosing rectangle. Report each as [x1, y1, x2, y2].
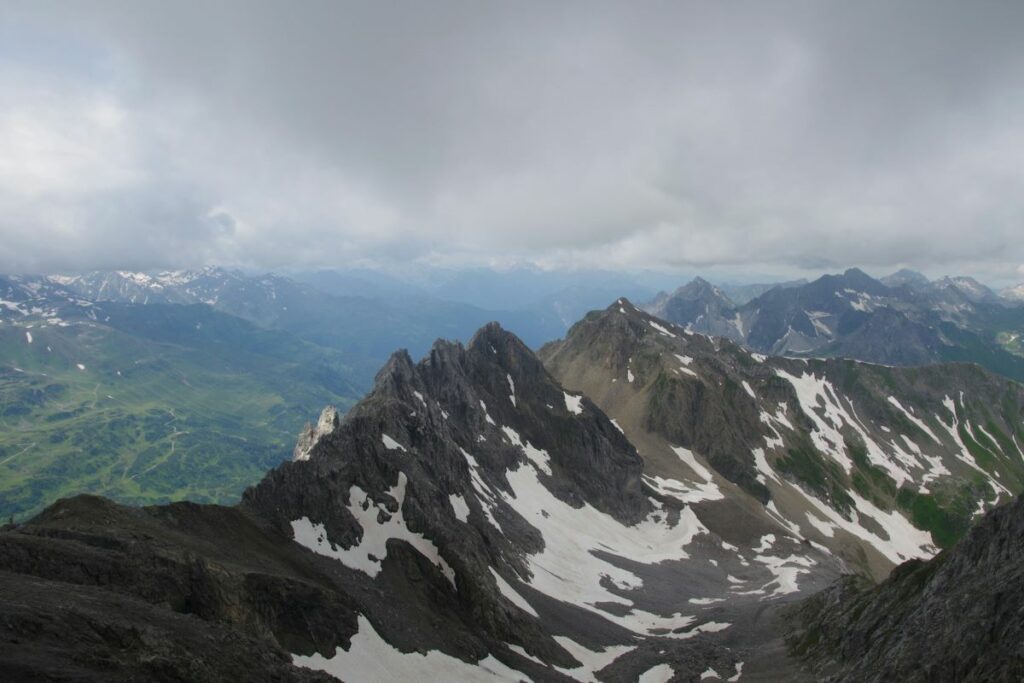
[2, 1, 1023, 282]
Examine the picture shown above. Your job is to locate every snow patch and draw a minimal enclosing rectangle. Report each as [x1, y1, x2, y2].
[887, 396, 940, 443]
[490, 568, 538, 617]
[648, 320, 677, 338]
[639, 663, 675, 682]
[501, 425, 553, 476]
[480, 400, 496, 425]
[449, 493, 470, 523]
[553, 636, 632, 682]
[741, 380, 756, 399]
[293, 615, 522, 682]
[501, 458, 709, 635]
[564, 392, 583, 415]
[291, 472, 455, 586]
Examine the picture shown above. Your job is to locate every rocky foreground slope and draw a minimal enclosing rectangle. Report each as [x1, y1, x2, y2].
[789, 494, 1024, 682]
[1, 311, 1022, 681]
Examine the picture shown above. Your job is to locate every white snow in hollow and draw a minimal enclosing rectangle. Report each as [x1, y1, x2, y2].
[291, 472, 456, 587]
[293, 615, 523, 682]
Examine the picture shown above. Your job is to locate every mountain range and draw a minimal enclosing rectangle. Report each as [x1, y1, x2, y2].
[2, 300, 1022, 680]
[642, 268, 1024, 383]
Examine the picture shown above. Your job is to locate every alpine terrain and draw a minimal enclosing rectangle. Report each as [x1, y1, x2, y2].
[2, 304, 1022, 681]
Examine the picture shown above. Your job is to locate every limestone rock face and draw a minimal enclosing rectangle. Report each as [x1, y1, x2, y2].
[293, 405, 341, 461]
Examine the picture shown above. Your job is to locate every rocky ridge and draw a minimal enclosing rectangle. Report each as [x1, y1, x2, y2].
[541, 299, 1024, 580]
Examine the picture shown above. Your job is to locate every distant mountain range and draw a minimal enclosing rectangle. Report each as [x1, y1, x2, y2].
[642, 268, 1024, 383]
[46, 268, 563, 378]
[1003, 282, 1024, 302]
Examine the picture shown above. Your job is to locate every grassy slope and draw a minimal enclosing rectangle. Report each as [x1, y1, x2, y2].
[0, 307, 361, 520]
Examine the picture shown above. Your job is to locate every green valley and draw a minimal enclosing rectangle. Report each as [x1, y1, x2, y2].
[0, 304, 361, 520]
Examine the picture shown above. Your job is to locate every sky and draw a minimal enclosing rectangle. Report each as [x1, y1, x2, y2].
[1, 1, 1023, 286]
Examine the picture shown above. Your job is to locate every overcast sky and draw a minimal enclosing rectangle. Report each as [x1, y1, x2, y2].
[2, 1, 1023, 285]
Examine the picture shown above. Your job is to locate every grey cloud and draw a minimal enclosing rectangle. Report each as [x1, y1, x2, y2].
[2, 1, 1023, 283]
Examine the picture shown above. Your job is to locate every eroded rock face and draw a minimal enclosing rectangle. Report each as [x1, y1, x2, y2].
[789, 494, 1024, 682]
[293, 405, 341, 461]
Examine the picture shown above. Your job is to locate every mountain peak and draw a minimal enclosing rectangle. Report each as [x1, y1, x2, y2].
[467, 320, 514, 349]
[881, 268, 931, 291]
[674, 276, 727, 299]
[934, 275, 1000, 303]
[608, 296, 638, 310]
[1001, 282, 1024, 302]
[840, 267, 879, 287]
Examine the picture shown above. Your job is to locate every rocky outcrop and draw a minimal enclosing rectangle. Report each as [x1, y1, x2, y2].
[0, 494, 355, 681]
[293, 405, 341, 461]
[789, 494, 1024, 682]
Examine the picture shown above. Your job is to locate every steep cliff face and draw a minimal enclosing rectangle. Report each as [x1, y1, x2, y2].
[541, 299, 1024, 580]
[789, 494, 1024, 682]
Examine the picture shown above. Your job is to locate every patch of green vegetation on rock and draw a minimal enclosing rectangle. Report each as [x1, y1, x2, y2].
[777, 437, 854, 514]
[937, 322, 1024, 384]
[957, 424, 999, 472]
[895, 487, 971, 549]
[846, 438, 897, 507]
